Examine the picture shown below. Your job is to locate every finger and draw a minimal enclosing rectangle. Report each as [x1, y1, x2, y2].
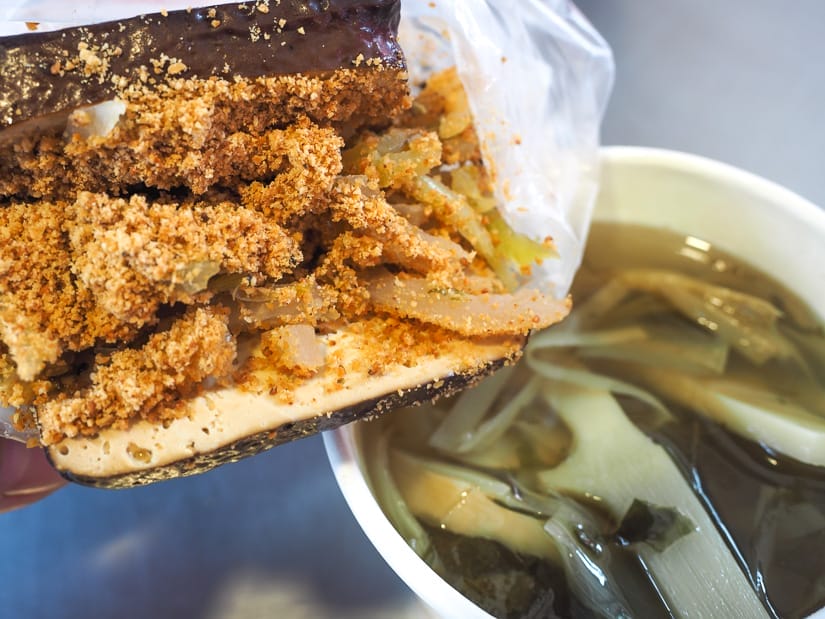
[0, 440, 66, 514]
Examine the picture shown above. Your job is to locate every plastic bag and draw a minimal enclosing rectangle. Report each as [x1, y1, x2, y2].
[0, 1, 613, 439]
[401, 1, 614, 297]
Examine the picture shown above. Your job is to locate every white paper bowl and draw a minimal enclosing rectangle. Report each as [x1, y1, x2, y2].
[324, 146, 825, 619]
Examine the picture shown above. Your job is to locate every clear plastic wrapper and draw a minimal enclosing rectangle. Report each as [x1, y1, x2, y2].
[0, 1, 614, 440]
[401, 1, 614, 297]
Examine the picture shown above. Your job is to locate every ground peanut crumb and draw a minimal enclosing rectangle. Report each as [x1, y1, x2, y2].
[167, 61, 187, 75]
[0, 53, 562, 449]
[37, 306, 236, 444]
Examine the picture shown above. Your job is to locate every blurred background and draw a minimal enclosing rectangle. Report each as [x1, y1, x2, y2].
[584, 0, 825, 208]
[3, 1, 824, 617]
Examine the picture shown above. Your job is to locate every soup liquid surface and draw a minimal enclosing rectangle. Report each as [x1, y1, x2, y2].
[583, 222, 825, 619]
[365, 221, 825, 619]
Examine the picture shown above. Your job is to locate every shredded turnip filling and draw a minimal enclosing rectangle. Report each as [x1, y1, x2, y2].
[365, 269, 570, 337]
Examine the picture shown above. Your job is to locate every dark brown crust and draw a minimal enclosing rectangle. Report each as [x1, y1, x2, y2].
[46, 354, 515, 489]
[0, 0, 403, 131]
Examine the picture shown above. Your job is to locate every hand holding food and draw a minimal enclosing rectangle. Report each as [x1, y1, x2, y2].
[0, 439, 65, 513]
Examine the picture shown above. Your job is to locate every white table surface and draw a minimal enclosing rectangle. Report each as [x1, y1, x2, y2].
[2, 1, 824, 618]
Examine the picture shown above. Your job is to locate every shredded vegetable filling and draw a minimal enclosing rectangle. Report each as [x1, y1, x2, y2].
[361, 221, 825, 619]
[0, 67, 569, 444]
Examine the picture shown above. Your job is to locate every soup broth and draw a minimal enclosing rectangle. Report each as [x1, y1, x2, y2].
[584, 222, 825, 618]
[360, 221, 825, 619]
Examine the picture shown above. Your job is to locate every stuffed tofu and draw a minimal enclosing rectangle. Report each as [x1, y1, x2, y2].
[0, 1, 569, 487]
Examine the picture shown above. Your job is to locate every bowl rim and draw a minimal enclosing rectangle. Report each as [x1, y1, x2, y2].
[322, 427, 493, 618]
[324, 145, 825, 619]
[599, 145, 825, 235]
